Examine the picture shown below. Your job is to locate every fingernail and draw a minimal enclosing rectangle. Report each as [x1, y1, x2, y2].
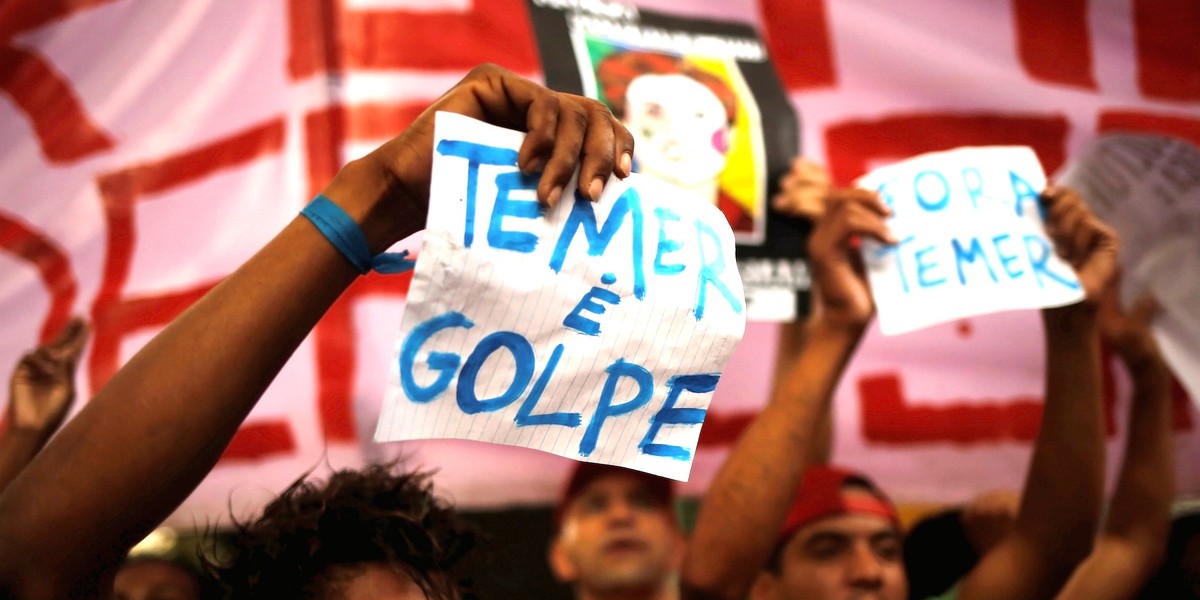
[525, 157, 545, 174]
[619, 153, 632, 176]
[547, 185, 563, 205]
[588, 177, 604, 200]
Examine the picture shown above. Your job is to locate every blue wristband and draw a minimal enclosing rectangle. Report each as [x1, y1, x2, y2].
[300, 195, 415, 274]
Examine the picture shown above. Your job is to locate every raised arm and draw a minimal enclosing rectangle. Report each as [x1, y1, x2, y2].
[958, 187, 1118, 600]
[682, 189, 894, 600]
[0, 318, 88, 494]
[1056, 289, 1174, 600]
[0, 65, 633, 599]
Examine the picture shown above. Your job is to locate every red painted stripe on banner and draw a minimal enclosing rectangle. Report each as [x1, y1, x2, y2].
[289, 0, 538, 79]
[287, 0, 342, 80]
[759, 0, 836, 90]
[0, 0, 116, 40]
[0, 212, 78, 344]
[1133, 0, 1200, 102]
[860, 371, 1120, 444]
[340, 2, 538, 73]
[220, 421, 298, 461]
[1012, 0, 1096, 90]
[352, 103, 428, 140]
[824, 113, 1070, 187]
[0, 44, 115, 163]
[1098, 110, 1200, 149]
[860, 374, 1044, 443]
[91, 118, 287, 390]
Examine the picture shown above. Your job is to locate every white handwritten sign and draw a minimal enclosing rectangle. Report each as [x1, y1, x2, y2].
[374, 112, 747, 481]
[1057, 134, 1200, 406]
[857, 146, 1084, 335]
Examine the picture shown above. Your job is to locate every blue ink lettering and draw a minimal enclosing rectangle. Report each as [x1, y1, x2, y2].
[563, 286, 622, 336]
[456, 331, 534, 415]
[580, 359, 654, 457]
[1009, 170, 1043, 218]
[550, 188, 646, 299]
[876, 235, 917, 293]
[992, 233, 1024, 280]
[653, 207, 685, 275]
[952, 237, 998, 285]
[962, 168, 985, 209]
[488, 171, 542, 252]
[639, 373, 718, 460]
[435, 140, 519, 248]
[915, 170, 950, 212]
[399, 311, 474, 403]
[694, 220, 743, 319]
[915, 244, 945, 288]
[514, 344, 581, 427]
[1024, 234, 1080, 289]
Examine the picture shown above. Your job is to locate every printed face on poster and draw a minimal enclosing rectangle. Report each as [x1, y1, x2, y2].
[528, 0, 808, 322]
[375, 112, 747, 481]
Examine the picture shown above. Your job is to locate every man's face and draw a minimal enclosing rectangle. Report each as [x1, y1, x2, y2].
[550, 473, 682, 595]
[752, 490, 907, 600]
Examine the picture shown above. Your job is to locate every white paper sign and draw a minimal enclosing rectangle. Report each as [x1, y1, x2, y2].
[375, 112, 748, 481]
[1057, 134, 1200, 406]
[856, 146, 1084, 335]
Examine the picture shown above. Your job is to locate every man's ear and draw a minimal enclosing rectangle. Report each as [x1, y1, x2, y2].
[549, 537, 578, 583]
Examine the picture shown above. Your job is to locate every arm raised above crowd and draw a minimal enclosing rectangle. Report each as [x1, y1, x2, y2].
[958, 186, 1118, 600]
[0, 318, 88, 495]
[1056, 288, 1174, 600]
[0, 64, 632, 599]
[681, 189, 895, 600]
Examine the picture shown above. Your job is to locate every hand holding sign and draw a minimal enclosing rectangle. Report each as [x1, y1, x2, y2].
[319, 64, 635, 254]
[376, 112, 746, 481]
[1040, 186, 1119, 310]
[808, 189, 895, 332]
[856, 147, 1086, 335]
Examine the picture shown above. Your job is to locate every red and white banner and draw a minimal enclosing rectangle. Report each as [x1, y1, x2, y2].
[1, 0, 1197, 525]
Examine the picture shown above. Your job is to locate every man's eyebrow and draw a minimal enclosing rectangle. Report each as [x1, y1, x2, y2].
[802, 531, 851, 546]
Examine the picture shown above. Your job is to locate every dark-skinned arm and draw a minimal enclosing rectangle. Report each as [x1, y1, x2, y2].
[958, 187, 1118, 600]
[0, 64, 634, 599]
[682, 189, 895, 600]
[0, 318, 88, 494]
[1056, 290, 1173, 600]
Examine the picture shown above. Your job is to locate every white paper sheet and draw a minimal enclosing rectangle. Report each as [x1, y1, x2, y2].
[375, 112, 748, 481]
[856, 146, 1084, 335]
[1056, 133, 1200, 406]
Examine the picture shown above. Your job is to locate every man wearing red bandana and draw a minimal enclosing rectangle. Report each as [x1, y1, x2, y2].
[681, 185, 1117, 600]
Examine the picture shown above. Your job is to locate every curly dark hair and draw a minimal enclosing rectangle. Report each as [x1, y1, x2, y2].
[206, 465, 479, 599]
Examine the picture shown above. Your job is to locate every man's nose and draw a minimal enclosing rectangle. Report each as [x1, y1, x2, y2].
[605, 497, 637, 524]
[846, 544, 885, 589]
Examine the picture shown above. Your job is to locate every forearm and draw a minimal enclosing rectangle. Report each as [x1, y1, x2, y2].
[0, 428, 50, 495]
[1103, 356, 1174, 557]
[0, 182, 379, 593]
[682, 318, 863, 599]
[1021, 307, 1105, 565]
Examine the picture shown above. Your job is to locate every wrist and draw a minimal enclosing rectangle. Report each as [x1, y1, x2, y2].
[319, 156, 426, 253]
[1042, 303, 1099, 340]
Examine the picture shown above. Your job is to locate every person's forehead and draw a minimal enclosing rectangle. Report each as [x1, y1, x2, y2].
[573, 471, 660, 499]
[793, 512, 900, 543]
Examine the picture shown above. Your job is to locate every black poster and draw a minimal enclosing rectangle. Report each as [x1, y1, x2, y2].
[527, 0, 811, 320]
